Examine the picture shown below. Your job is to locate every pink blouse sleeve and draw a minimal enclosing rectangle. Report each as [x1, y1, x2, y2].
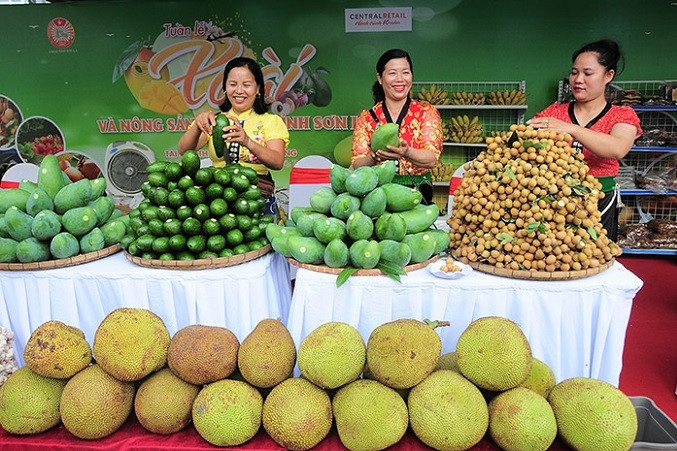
[351, 110, 375, 164]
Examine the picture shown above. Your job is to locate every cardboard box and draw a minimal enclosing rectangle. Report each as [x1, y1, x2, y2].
[631, 396, 677, 450]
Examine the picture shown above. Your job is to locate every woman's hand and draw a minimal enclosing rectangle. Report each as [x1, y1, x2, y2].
[224, 116, 251, 148]
[526, 116, 567, 133]
[376, 139, 409, 161]
[195, 111, 217, 136]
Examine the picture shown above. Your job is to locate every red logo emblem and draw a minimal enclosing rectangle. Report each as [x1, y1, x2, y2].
[47, 17, 75, 49]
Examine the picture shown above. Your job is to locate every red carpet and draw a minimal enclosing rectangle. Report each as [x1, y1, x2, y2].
[617, 254, 677, 421]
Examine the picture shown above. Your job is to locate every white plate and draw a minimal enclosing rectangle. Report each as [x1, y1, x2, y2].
[428, 260, 473, 279]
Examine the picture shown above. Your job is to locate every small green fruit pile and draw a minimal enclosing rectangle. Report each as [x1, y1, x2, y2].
[268, 161, 450, 279]
[0, 154, 126, 264]
[121, 150, 273, 261]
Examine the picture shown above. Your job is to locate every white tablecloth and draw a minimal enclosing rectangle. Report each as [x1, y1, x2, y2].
[0, 252, 292, 367]
[287, 261, 643, 386]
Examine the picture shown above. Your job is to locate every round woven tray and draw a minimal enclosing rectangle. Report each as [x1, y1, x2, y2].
[124, 245, 271, 270]
[0, 244, 121, 271]
[457, 255, 615, 280]
[286, 254, 440, 276]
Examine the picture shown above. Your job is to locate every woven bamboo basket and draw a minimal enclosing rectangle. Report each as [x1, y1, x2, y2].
[286, 254, 440, 276]
[0, 244, 121, 271]
[124, 244, 271, 270]
[457, 254, 615, 280]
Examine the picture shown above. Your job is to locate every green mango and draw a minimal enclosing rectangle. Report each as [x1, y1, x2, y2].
[323, 238, 349, 268]
[370, 123, 399, 153]
[360, 187, 387, 218]
[378, 239, 412, 267]
[309, 187, 337, 214]
[330, 192, 361, 221]
[312, 217, 346, 244]
[349, 239, 380, 269]
[344, 166, 378, 198]
[374, 212, 407, 242]
[345, 210, 374, 241]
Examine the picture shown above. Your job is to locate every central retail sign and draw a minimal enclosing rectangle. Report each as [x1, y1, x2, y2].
[344, 7, 412, 32]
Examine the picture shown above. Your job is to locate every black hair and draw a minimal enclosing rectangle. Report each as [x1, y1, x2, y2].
[572, 39, 625, 79]
[219, 56, 269, 114]
[372, 49, 414, 104]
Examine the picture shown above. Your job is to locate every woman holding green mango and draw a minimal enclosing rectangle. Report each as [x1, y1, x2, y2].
[178, 57, 289, 213]
[352, 49, 443, 205]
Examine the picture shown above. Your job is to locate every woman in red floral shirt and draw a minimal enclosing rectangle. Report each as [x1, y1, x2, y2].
[527, 39, 642, 241]
[352, 49, 443, 205]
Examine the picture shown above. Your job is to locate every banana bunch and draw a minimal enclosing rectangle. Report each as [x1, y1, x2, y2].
[448, 115, 483, 143]
[450, 91, 486, 105]
[417, 84, 452, 105]
[432, 160, 454, 181]
[487, 89, 527, 105]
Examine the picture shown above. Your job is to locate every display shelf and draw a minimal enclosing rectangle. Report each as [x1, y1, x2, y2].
[443, 142, 486, 148]
[621, 248, 677, 255]
[621, 189, 677, 196]
[434, 105, 528, 111]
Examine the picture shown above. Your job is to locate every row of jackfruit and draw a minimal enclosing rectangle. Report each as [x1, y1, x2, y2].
[0, 309, 638, 451]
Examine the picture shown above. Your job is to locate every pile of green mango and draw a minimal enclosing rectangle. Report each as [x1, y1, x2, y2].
[0, 155, 127, 264]
[267, 161, 450, 274]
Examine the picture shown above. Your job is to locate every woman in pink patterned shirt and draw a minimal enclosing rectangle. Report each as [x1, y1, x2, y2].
[352, 49, 443, 205]
[527, 39, 642, 241]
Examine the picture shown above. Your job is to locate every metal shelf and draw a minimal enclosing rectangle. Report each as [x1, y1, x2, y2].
[621, 189, 677, 196]
[434, 105, 528, 111]
[443, 142, 486, 148]
[621, 248, 677, 255]
[631, 146, 677, 152]
[633, 106, 677, 111]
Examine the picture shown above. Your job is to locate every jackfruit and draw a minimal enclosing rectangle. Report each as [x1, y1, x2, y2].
[488, 387, 557, 451]
[332, 379, 408, 451]
[23, 320, 92, 379]
[59, 364, 135, 439]
[519, 357, 556, 398]
[167, 324, 239, 385]
[436, 351, 461, 372]
[408, 370, 488, 451]
[134, 367, 201, 434]
[93, 308, 170, 382]
[0, 366, 67, 435]
[192, 379, 263, 447]
[366, 318, 444, 389]
[548, 377, 638, 451]
[238, 318, 296, 388]
[456, 316, 532, 391]
[262, 377, 332, 450]
[298, 321, 365, 389]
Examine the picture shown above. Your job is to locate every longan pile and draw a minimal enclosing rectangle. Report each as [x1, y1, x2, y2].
[447, 124, 621, 273]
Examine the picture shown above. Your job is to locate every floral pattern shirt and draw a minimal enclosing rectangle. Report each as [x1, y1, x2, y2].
[352, 99, 443, 176]
[534, 102, 642, 178]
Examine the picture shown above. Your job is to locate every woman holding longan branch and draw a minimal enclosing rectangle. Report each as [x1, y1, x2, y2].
[527, 39, 642, 241]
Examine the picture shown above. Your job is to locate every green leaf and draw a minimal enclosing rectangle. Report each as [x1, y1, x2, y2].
[112, 39, 148, 83]
[496, 232, 516, 245]
[377, 260, 406, 283]
[506, 130, 520, 147]
[588, 226, 598, 240]
[572, 184, 591, 196]
[533, 141, 547, 150]
[336, 267, 358, 288]
[522, 140, 534, 148]
[525, 222, 541, 233]
[504, 167, 516, 180]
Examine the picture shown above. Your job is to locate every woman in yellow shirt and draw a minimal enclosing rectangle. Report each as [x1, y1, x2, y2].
[178, 57, 289, 213]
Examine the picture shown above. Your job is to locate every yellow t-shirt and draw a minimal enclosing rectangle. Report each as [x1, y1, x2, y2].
[203, 109, 289, 175]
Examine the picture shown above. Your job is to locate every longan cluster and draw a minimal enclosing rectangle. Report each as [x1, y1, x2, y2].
[447, 124, 621, 272]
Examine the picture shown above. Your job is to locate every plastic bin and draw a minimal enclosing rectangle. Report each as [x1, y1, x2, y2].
[631, 396, 677, 450]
